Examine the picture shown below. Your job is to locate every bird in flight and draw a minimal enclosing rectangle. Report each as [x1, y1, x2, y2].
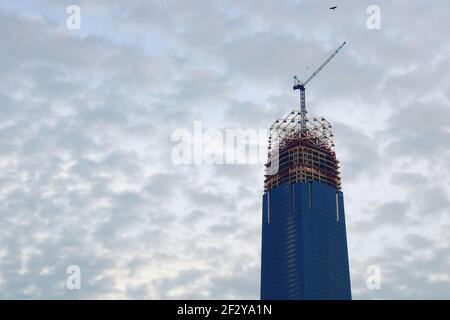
[330, 6, 337, 10]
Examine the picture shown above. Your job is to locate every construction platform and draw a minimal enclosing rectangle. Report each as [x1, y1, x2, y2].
[264, 110, 341, 192]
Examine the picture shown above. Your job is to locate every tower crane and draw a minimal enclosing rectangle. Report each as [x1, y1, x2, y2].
[293, 41, 346, 130]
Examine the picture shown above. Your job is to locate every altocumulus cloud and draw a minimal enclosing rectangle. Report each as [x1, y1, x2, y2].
[0, 0, 449, 299]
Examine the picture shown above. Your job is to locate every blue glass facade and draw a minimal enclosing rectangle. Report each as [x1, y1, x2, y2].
[260, 181, 351, 300]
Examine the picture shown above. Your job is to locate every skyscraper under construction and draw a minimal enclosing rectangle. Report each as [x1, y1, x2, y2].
[260, 43, 351, 300]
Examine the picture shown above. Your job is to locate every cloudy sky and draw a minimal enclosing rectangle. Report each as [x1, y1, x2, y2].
[1, 0, 449, 299]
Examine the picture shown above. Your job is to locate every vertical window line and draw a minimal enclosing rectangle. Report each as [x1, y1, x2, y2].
[336, 192, 340, 222]
[308, 182, 312, 212]
[292, 184, 295, 212]
[267, 191, 270, 224]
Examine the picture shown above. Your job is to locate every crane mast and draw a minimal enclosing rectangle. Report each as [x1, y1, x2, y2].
[293, 41, 346, 130]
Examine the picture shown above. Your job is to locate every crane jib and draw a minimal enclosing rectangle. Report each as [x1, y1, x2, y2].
[293, 41, 346, 120]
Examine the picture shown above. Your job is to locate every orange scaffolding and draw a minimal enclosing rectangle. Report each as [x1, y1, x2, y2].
[264, 111, 341, 192]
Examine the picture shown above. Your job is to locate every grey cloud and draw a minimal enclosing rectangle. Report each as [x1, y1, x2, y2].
[391, 172, 427, 189]
[383, 102, 450, 160]
[333, 122, 380, 181]
[354, 243, 450, 299]
[375, 201, 410, 225]
[350, 200, 411, 235]
[1, 1, 450, 300]
[402, 234, 436, 250]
